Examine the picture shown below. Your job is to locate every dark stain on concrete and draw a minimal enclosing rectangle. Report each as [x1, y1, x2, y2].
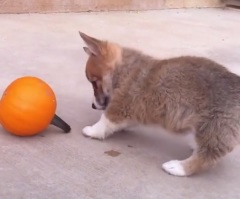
[104, 150, 121, 157]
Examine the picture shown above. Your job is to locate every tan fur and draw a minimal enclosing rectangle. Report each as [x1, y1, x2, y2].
[79, 32, 240, 176]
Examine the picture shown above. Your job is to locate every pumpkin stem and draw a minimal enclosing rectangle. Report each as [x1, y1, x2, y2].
[51, 114, 71, 133]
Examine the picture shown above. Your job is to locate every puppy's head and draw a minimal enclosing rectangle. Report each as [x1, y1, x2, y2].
[79, 32, 122, 110]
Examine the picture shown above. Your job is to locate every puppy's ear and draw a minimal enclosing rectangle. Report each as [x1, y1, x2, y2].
[83, 47, 92, 56]
[79, 32, 102, 56]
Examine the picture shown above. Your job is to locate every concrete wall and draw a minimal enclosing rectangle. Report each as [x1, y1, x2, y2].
[0, 0, 224, 14]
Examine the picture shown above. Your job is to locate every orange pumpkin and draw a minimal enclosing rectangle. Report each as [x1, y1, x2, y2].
[0, 76, 57, 136]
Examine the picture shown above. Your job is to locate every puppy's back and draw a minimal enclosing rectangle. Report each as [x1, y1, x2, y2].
[113, 50, 240, 136]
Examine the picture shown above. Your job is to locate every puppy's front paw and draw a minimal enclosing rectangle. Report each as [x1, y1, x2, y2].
[162, 160, 186, 177]
[82, 126, 105, 140]
[82, 126, 94, 137]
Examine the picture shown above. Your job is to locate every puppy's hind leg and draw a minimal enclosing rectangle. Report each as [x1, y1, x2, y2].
[162, 123, 236, 176]
[162, 151, 217, 177]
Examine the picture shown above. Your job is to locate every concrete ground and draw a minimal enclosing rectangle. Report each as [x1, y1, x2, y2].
[0, 8, 240, 199]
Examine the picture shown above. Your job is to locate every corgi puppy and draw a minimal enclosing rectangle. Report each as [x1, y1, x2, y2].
[79, 31, 240, 177]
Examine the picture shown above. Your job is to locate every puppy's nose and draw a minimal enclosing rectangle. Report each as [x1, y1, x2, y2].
[92, 103, 97, 109]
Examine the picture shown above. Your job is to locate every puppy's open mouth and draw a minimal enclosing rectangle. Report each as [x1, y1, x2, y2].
[92, 97, 109, 110]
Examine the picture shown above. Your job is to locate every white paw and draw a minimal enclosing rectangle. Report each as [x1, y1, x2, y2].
[82, 126, 105, 139]
[162, 160, 186, 177]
